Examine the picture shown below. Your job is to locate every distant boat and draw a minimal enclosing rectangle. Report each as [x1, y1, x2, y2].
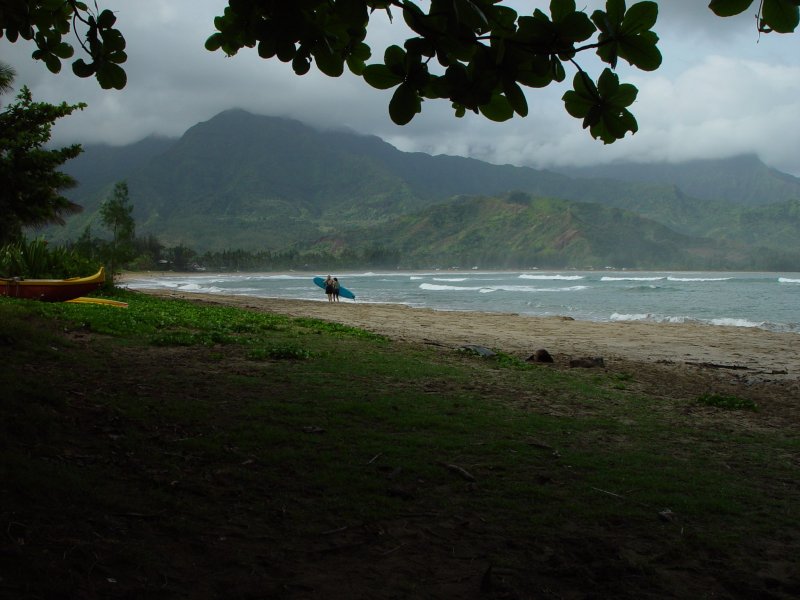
[0, 267, 105, 302]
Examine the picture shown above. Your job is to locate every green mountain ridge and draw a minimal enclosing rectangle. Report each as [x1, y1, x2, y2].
[48, 109, 800, 269]
[311, 193, 764, 270]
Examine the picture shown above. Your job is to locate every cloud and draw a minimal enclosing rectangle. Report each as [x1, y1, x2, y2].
[4, 0, 800, 176]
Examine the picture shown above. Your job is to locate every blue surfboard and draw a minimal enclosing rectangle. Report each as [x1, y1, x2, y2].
[313, 277, 356, 300]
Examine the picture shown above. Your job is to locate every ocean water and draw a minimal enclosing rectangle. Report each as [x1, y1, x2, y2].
[124, 270, 800, 334]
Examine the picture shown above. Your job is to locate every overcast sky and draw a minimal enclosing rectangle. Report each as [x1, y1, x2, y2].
[4, 1, 800, 175]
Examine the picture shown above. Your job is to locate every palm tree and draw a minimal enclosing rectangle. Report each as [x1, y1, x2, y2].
[0, 62, 16, 99]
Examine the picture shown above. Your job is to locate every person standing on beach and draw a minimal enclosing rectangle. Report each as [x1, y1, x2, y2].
[333, 277, 340, 302]
[324, 275, 334, 302]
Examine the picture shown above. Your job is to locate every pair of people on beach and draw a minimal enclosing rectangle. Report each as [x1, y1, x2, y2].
[324, 275, 340, 302]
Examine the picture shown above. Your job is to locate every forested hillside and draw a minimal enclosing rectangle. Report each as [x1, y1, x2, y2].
[49, 110, 800, 269]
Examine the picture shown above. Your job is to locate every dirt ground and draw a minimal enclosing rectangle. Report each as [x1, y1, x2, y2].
[3, 292, 799, 599]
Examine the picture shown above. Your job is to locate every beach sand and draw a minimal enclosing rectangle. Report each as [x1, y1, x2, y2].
[133, 288, 799, 411]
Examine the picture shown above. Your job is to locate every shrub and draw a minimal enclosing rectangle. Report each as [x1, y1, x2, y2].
[0, 238, 98, 279]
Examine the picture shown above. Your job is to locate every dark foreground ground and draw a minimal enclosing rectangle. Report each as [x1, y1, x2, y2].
[1, 293, 798, 599]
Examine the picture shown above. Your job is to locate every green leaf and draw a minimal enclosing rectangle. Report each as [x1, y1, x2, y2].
[563, 69, 640, 144]
[609, 82, 638, 107]
[346, 55, 366, 75]
[493, 5, 519, 29]
[479, 93, 514, 122]
[550, 0, 577, 22]
[384, 45, 406, 70]
[593, 107, 638, 143]
[551, 57, 566, 82]
[389, 83, 421, 125]
[516, 65, 554, 89]
[709, 0, 755, 17]
[349, 41, 371, 62]
[97, 9, 116, 29]
[257, 38, 276, 59]
[503, 80, 528, 117]
[107, 51, 127, 64]
[454, 0, 490, 30]
[54, 42, 74, 59]
[618, 30, 662, 71]
[97, 62, 127, 90]
[314, 48, 345, 77]
[558, 12, 597, 43]
[762, 0, 800, 32]
[562, 89, 593, 119]
[276, 40, 296, 62]
[574, 71, 597, 100]
[44, 54, 61, 74]
[404, 37, 436, 58]
[621, 1, 659, 34]
[363, 64, 404, 89]
[293, 53, 311, 75]
[71, 59, 95, 78]
[606, 0, 626, 24]
[100, 29, 126, 52]
[205, 33, 223, 52]
[597, 68, 619, 97]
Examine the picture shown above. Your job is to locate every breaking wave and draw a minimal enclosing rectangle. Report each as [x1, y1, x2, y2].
[518, 274, 585, 280]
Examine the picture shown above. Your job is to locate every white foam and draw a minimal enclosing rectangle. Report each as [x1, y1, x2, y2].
[421, 283, 588, 293]
[601, 276, 665, 281]
[610, 312, 652, 322]
[610, 312, 692, 324]
[420, 283, 486, 291]
[518, 274, 585, 280]
[778, 277, 800, 284]
[611, 312, 769, 330]
[667, 276, 732, 282]
[709, 317, 764, 328]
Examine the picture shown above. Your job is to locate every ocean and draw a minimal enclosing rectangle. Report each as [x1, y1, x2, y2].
[124, 270, 800, 334]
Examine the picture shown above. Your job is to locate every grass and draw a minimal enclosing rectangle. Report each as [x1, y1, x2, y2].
[1, 290, 797, 599]
[697, 392, 759, 411]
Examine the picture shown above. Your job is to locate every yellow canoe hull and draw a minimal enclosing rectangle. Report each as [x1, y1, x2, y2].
[66, 296, 129, 308]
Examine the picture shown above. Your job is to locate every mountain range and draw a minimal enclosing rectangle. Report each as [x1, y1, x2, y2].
[51, 109, 800, 270]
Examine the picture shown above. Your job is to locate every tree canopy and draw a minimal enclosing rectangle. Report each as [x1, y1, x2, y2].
[1, 1, 798, 143]
[99, 180, 136, 278]
[0, 79, 85, 244]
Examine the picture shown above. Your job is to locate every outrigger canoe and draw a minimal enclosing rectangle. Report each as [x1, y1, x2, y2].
[0, 267, 105, 302]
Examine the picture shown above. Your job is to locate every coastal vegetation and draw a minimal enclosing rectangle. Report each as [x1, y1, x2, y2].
[1, 290, 797, 597]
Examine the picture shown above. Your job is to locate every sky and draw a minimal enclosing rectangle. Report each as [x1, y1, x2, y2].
[4, 1, 800, 176]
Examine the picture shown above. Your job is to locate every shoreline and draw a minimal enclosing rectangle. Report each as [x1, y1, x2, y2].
[131, 288, 800, 388]
[119, 270, 800, 335]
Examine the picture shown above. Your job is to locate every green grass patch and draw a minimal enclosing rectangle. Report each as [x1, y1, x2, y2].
[697, 392, 758, 411]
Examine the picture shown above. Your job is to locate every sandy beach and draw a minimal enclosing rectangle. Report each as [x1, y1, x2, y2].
[134, 288, 799, 393]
